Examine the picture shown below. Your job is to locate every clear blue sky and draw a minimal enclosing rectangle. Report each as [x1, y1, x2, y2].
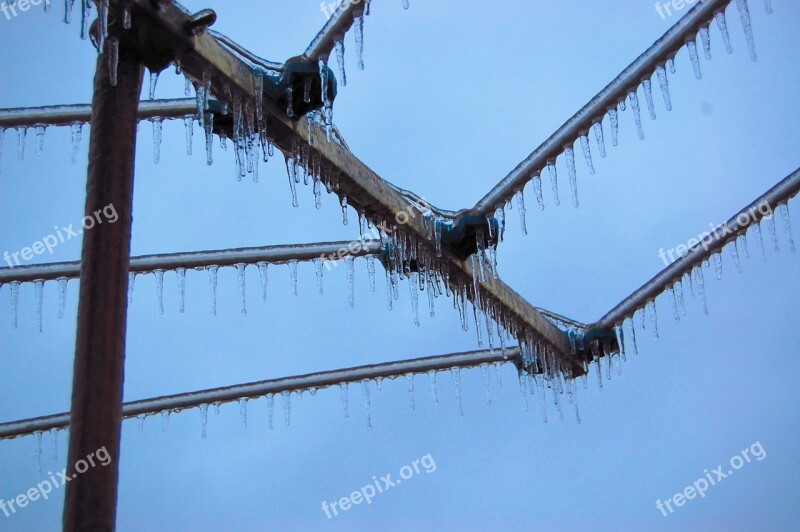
[1, 0, 799, 530]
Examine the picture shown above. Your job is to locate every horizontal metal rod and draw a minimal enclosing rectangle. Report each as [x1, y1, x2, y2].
[467, 0, 731, 217]
[304, 0, 363, 62]
[0, 99, 196, 129]
[0, 240, 381, 284]
[594, 168, 800, 329]
[0, 347, 519, 441]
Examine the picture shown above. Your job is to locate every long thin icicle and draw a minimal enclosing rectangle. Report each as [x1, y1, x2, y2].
[564, 146, 579, 208]
[736, 0, 757, 61]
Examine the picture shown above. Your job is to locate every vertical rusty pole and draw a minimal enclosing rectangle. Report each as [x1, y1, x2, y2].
[63, 39, 143, 532]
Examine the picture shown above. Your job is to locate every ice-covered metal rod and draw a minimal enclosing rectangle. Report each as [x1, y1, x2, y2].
[467, 0, 730, 217]
[594, 168, 800, 329]
[304, 0, 363, 61]
[0, 347, 518, 441]
[0, 99, 196, 129]
[0, 240, 382, 284]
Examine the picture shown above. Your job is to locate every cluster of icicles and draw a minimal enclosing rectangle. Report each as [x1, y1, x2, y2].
[598, 198, 795, 389]
[484, 0, 773, 238]
[24, 356, 586, 472]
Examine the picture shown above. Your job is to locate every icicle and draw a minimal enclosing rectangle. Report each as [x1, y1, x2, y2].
[699, 25, 712, 60]
[730, 241, 743, 273]
[235, 263, 247, 315]
[403, 0, 409, 8]
[176, 267, 186, 313]
[334, 36, 347, 86]
[353, 6, 365, 70]
[736, 0, 757, 61]
[183, 116, 194, 155]
[494, 362, 503, 388]
[154, 269, 165, 315]
[16, 126, 26, 161]
[675, 280, 686, 316]
[608, 108, 619, 147]
[667, 286, 680, 323]
[409, 271, 420, 325]
[564, 146, 579, 208]
[592, 121, 606, 158]
[97, 0, 108, 50]
[151, 117, 162, 164]
[288, 259, 299, 296]
[10, 281, 20, 328]
[778, 203, 796, 254]
[406, 373, 416, 411]
[207, 265, 219, 315]
[579, 134, 595, 175]
[765, 215, 780, 253]
[361, 381, 372, 428]
[346, 255, 355, 308]
[686, 39, 702, 80]
[625, 316, 638, 356]
[547, 161, 560, 206]
[452, 367, 464, 416]
[366, 255, 376, 292]
[514, 189, 527, 235]
[340, 196, 349, 225]
[655, 64, 672, 112]
[204, 113, 214, 166]
[184, 78, 192, 97]
[34, 125, 46, 156]
[0, 128, 3, 173]
[715, 11, 733, 54]
[667, 57, 676, 74]
[50, 428, 59, 461]
[148, 70, 159, 100]
[199, 404, 208, 438]
[428, 370, 439, 406]
[161, 411, 170, 434]
[313, 258, 324, 295]
[339, 383, 349, 419]
[266, 394, 274, 430]
[33, 431, 43, 472]
[532, 175, 544, 211]
[764, 0, 772, 14]
[34, 280, 44, 333]
[256, 261, 269, 302]
[106, 37, 119, 87]
[282, 391, 291, 426]
[642, 79, 656, 120]
[517, 370, 529, 411]
[127, 272, 136, 305]
[286, 157, 299, 207]
[712, 252, 723, 279]
[122, 2, 131, 29]
[65, 0, 75, 23]
[480, 364, 492, 406]
[238, 398, 248, 427]
[70, 123, 82, 164]
[628, 90, 645, 140]
[57, 277, 68, 318]
[751, 222, 767, 261]
[693, 265, 709, 315]
[80, 0, 91, 39]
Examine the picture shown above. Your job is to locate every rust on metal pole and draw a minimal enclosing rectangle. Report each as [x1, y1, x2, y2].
[62, 42, 143, 531]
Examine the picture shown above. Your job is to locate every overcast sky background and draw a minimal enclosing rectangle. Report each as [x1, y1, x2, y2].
[1, 0, 799, 530]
